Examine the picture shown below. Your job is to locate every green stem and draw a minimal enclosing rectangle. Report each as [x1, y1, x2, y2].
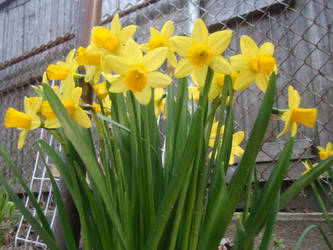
[243, 170, 252, 223]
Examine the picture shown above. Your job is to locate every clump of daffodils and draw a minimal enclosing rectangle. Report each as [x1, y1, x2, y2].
[3, 14, 317, 170]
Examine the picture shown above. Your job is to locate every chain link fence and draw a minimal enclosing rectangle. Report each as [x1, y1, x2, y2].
[0, 0, 332, 247]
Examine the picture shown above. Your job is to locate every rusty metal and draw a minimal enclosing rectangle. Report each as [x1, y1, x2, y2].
[0, 33, 75, 71]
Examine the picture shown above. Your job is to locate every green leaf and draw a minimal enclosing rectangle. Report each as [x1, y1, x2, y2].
[280, 155, 333, 209]
[294, 225, 333, 250]
[245, 137, 294, 240]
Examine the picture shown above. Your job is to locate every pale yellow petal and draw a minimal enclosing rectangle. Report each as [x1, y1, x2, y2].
[30, 115, 41, 129]
[192, 18, 208, 44]
[233, 131, 245, 146]
[167, 51, 178, 67]
[62, 77, 75, 100]
[259, 42, 274, 55]
[169, 36, 192, 57]
[232, 146, 244, 157]
[193, 65, 208, 88]
[208, 82, 221, 101]
[241, 35, 259, 57]
[73, 108, 92, 128]
[66, 49, 76, 63]
[255, 73, 269, 93]
[140, 43, 149, 53]
[230, 55, 250, 71]
[105, 55, 131, 75]
[85, 66, 96, 83]
[150, 27, 160, 37]
[288, 86, 301, 109]
[317, 146, 325, 152]
[174, 58, 194, 78]
[277, 111, 292, 138]
[143, 47, 168, 71]
[31, 97, 42, 114]
[119, 25, 137, 42]
[45, 119, 61, 129]
[125, 39, 143, 61]
[291, 122, 298, 137]
[109, 76, 128, 93]
[147, 72, 172, 88]
[208, 30, 232, 54]
[327, 143, 332, 151]
[133, 85, 152, 105]
[24, 97, 31, 114]
[161, 20, 173, 38]
[229, 154, 235, 165]
[210, 56, 232, 74]
[111, 13, 121, 34]
[72, 87, 82, 107]
[18, 130, 29, 149]
[233, 70, 255, 91]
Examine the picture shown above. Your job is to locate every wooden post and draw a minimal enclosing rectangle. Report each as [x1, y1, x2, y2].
[53, 0, 102, 249]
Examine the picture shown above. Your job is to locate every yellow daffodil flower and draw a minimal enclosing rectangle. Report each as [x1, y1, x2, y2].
[317, 142, 333, 160]
[301, 161, 320, 176]
[230, 35, 277, 92]
[208, 71, 238, 101]
[209, 120, 245, 165]
[140, 21, 177, 67]
[105, 39, 171, 105]
[171, 18, 232, 87]
[277, 86, 317, 138]
[47, 49, 78, 81]
[77, 45, 103, 83]
[188, 86, 201, 102]
[41, 78, 91, 128]
[93, 81, 109, 100]
[4, 97, 42, 149]
[91, 13, 136, 56]
[93, 96, 112, 117]
[154, 88, 167, 119]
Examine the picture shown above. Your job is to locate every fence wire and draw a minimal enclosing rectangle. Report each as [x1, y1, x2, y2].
[0, 0, 332, 248]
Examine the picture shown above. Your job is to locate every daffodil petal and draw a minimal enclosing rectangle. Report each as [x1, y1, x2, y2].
[105, 55, 130, 75]
[62, 77, 75, 100]
[233, 131, 245, 146]
[140, 43, 149, 53]
[255, 73, 269, 93]
[125, 39, 143, 61]
[229, 154, 235, 165]
[291, 122, 298, 137]
[45, 119, 61, 129]
[230, 55, 250, 71]
[288, 85, 300, 109]
[327, 143, 332, 151]
[192, 18, 208, 44]
[210, 56, 232, 74]
[66, 49, 76, 63]
[119, 25, 137, 42]
[208, 81, 221, 101]
[161, 20, 173, 38]
[72, 87, 82, 107]
[24, 97, 31, 114]
[73, 108, 92, 128]
[241, 35, 259, 58]
[143, 47, 168, 71]
[134, 85, 152, 105]
[18, 130, 29, 149]
[233, 70, 255, 91]
[109, 76, 127, 93]
[232, 146, 244, 157]
[259, 42, 274, 55]
[193, 65, 208, 88]
[277, 111, 292, 138]
[31, 115, 41, 129]
[111, 13, 121, 34]
[208, 30, 232, 54]
[167, 51, 178, 67]
[174, 58, 194, 78]
[150, 27, 160, 37]
[170, 36, 192, 57]
[147, 72, 172, 88]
